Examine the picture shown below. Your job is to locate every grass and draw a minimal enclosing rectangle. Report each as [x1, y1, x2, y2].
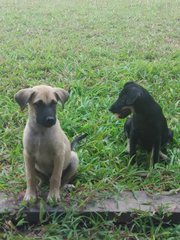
[0, 0, 179, 239]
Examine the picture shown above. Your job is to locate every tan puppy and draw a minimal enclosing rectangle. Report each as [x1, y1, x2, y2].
[15, 85, 79, 202]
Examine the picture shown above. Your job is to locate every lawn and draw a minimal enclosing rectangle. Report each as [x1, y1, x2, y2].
[0, 0, 179, 239]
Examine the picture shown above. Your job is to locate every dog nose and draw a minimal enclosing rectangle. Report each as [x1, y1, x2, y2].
[45, 116, 55, 126]
[109, 105, 114, 113]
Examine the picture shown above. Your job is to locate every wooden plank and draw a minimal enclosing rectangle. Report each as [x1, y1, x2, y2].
[0, 191, 179, 224]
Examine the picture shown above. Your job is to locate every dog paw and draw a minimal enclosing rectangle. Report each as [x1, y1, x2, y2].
[159, 151, 169, 161]
[63, 184, 75, 192]
[23, 190, 37, 203]
[47, 191, 61, 205]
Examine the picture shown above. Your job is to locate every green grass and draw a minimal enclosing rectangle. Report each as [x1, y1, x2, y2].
[0, 0, 179, 239]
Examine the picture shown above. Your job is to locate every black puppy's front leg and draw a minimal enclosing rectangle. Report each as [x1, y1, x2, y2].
[151, 136, 161, 166]
[129, 131, 137, 164]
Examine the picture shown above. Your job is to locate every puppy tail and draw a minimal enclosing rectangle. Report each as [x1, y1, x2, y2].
[71, 133, 88, 150]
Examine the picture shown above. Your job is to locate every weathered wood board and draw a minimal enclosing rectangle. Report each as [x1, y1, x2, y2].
[0, 191, 179, 224]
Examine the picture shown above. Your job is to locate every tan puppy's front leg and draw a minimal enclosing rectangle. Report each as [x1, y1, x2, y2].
[47, 156, 64, 203]
[23, 151, 37, 202]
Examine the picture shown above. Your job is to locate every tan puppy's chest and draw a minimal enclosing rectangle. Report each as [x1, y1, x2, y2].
[23, 121, 71, 177]
[33, 137, 55, 176]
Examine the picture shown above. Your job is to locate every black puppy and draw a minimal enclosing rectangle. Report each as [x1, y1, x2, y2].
[109, 81, 173, 166]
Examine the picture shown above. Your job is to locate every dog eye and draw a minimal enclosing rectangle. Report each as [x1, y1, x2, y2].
[34, 100, 44, 107]
[50, 100, 57, 105]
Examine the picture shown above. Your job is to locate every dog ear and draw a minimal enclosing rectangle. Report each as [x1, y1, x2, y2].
[15, 88, 35, 111]
[126, 91, 141, 105]
[54, 88, 69, 108]
[124, 81, 135, 87]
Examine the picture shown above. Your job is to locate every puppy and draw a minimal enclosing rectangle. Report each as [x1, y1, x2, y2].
[15, 85, 82, 202]
[109, 81, 173, 166]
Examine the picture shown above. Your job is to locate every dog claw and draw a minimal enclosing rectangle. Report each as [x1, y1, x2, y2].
[23, 191, 37, 203]
[47, 192, 61, 205]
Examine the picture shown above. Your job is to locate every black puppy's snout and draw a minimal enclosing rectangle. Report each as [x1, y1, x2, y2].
[45, 116, 56, 127]
[109, 103, 117, 113]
